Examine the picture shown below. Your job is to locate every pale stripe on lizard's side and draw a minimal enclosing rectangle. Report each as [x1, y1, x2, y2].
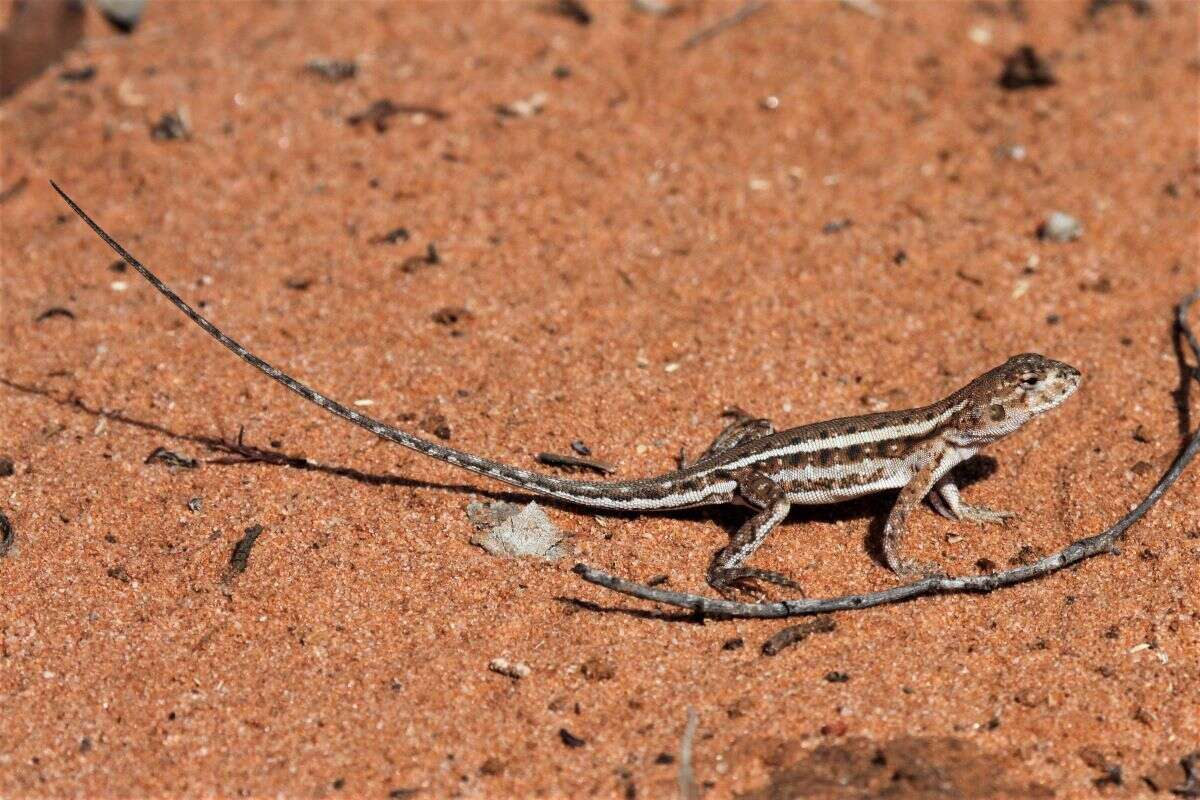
[52, 182, 1082, 596]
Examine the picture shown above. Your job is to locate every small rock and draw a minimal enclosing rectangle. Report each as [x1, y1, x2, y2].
[1038, 211, 1082, 242]
[558, 728, 586, 748]
[497, 92, 547, 119]
[150, 110, 190, 141]
[631, 0, 673, 14]
[186, 497, 202, 513]
[304, 58, 357, 82]
[488, 658, 531, 680]
[469, 502, 569, 561]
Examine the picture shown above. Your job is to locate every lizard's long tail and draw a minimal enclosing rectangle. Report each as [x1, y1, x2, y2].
[52, 182, 721, 512]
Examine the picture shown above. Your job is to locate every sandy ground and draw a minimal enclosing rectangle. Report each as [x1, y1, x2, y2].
[1, 1, 1198, 797]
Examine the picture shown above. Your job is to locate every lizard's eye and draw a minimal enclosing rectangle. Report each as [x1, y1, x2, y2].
[1018, 373, 1040, 389]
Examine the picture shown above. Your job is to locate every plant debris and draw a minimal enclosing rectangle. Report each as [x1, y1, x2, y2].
[347, 100, 448, 132]
[545, 0, 592, 25]
[303, 58, 357, 82]
[0, 510, 13, 557]
[35, 307, 75, 322]
[570, 440, 591, 456]
[535, 451, 615, 475]
[419, 413, 452, 440]
[0, 458, 14, 477]
[144, 447, 198, 469]
[761, 616, 836, 655]
[431, 306, 472, 326]
[370, 227, 410, 245]
[681, 1, 769, 50]
[60, 65, 96, 82]
[559, 728, 586, 748]
[229, 524, 264, 574]
[999, 46, 1056, 90]
[400, 243, 441, 273]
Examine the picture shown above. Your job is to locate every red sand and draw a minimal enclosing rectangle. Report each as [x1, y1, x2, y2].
[1, 1, 1197, 797]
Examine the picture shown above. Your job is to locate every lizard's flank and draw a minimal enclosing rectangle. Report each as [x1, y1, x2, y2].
[52, 183, 1081, 595]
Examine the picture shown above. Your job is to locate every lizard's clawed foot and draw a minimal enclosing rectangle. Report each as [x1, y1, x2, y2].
[956, 504, 1015, 525]
[708, 567, 805, 600]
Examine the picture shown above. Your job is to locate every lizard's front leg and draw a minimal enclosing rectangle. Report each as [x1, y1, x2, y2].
[707, 468, 801, 598]
[883, 449, 950, 579]
[930, 474, 1015, 524]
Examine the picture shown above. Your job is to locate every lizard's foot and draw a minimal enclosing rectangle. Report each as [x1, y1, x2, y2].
[956, 504, 1015, 525]
[708, 567, 805, 600]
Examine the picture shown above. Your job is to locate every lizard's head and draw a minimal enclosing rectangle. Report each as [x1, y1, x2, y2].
[949, 353, 1081, 446]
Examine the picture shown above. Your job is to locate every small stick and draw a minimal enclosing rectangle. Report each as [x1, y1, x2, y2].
[677, 707, 699, 800]
[681, 1, 769, 50]
[229, 524, 264, 574]
[536, 451, 615, 475]
[0, 510, 13, 557]
[574, 290, 1200, 619]
[761, 616, 835, 655]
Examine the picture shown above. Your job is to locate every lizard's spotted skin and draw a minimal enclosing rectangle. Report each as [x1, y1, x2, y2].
[53, 183, 1082, 597]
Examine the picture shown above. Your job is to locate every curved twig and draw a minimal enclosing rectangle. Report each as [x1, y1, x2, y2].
[573, 289, 1200, 619]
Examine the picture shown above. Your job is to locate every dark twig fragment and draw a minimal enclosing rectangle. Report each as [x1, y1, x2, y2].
[35, 307, 75, 322]
[348, 100, 448, 132]
[559, 728, 586, 748]
[681, 1, 769, 50]
[761, 616, 836, 655]
[0, 510, 14, 557]
[573, 290, 1200, 619]
[229, 524, 264, 574]
[536, 452, 615, 475]
[145, 447, 198, 469]
[545, 0, 592, 25]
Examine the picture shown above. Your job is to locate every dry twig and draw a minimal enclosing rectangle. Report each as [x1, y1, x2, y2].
[574, 289, 1200, 619]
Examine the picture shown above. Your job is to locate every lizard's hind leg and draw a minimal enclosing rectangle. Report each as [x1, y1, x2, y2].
[707, 468, 801, 598]
[681, 407, 775, 468]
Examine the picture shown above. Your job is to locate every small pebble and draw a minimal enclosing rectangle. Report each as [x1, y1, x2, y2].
[488, 658, 531, 680]
[1038, 211, 1083, 242]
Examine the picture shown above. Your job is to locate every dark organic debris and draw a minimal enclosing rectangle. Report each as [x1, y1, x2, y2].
[0, 176, 29, 204]
[681, 1, 769, 51]
[35, 307, 75, 322]
[150, 110, 190, 141]
[999, 46, 1056, 90]
[400, 243, 441, 273]
[722, 637, 744, 651]
[109, 259, 127, 272]
[186, 497, 202, 513]
[825, 671, 850, 683]
[570, 440, 592, 456]
[144, 447, 198, 469]
[646, 574, 669, 587]
[0, 458, 14, 477]
[431, 306, 472, 326]
[60, 65, 96, 82]
[106, 565, 132, 583]
[284, 277, 313, 291]
[370, 227, 410, 245]
[821, 218, 853, 235]
[1087, 0, 1153, 17]
[420, 413, 452, 440]
[559, 728, 586, 748]
[545, 0, 592, 25]
[304, 58, 357, 82]
[0, 510, 13, 557]
[347, 100, 448, 132]
[535, 451, 614, 475]
[229, 524, 264, 574]
[762, 616, 836, 655]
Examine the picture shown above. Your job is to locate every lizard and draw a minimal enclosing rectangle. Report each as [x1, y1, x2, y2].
[51, 183, 1082, 596]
